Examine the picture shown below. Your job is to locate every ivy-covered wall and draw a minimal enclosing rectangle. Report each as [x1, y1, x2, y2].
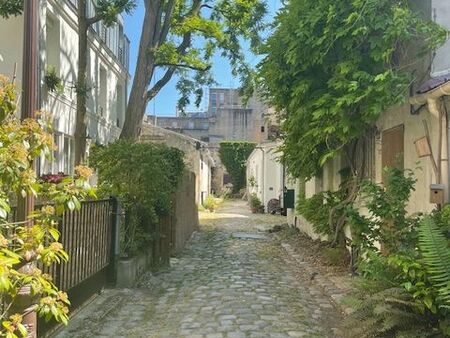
[219, 141, 256, 193]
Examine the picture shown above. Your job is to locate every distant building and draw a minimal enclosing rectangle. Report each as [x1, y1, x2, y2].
[207, 88, 270, 144]
[146, 113, 210, 142]
[145, 88, 279, 193]
[146, 88, 276, 145]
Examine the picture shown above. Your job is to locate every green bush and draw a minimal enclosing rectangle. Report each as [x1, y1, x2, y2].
[296, 191, 343, 236]
[219, 141, 256, 193]
[203, 195, 219, 212]
[345, 168, 450, 336]
[90, 141, 185, 256]
[249, 193, 263, 211]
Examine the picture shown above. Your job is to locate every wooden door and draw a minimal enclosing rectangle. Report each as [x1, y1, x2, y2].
[382, 125, 404, 178]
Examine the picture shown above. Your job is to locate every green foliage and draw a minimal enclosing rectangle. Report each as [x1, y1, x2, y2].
[203, 195, 219, 212]
[219, 141, 256, 193]
[169, 0, 267, 111]
[0, 0, 23, 19]
[90, 141, 185, 256]
[344, 280, 439, 338]
[0, 76, 94, 337]
[258, 0, 448, 179]
[347, 167, 419, 252]
[345, 168, 450, 336]
[296, 191, 343, 236]
[418, 217, 450, 309]
[249, 193, 262, 210]
[95, 0, 136, 26]
[44, 66, 64, 94]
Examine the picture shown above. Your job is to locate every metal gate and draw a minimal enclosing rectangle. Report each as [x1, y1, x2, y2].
[39, 198, 118, 336]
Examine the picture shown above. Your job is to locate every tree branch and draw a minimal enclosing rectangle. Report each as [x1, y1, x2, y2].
[145, 67, 177, 102]
[86, 14, 102, 27]
[154, 62, 210, 71]
[158, 0, 176, 45]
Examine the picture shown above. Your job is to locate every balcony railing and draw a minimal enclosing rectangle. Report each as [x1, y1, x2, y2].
[66, 0, 130, 71]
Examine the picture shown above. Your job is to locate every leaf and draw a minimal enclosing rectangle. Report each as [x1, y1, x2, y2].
[67, 200, 75, 211]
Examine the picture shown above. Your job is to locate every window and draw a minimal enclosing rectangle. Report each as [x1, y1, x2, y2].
[116, 83, 124, 127]
[46, 15, 60, 76]
[99, 67, 107, 116]
[63, 136, 75, 175]
[211, 93, 217, 108]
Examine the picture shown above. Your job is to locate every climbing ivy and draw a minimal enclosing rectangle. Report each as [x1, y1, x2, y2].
[258, 0, 448, 179]
[219, 141, 256, 193]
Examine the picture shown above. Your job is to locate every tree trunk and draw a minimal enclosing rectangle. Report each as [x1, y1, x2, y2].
[120, 8, 156, 140]
[74, 1, 89, 165]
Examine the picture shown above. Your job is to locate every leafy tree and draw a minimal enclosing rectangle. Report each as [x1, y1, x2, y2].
[74, 0, 136, 165]
[0, 0, 22, 19]
[0, 76, 95, 338]
[258, 0, 447, 180]
[219, 141, 256, 193]
[120, 0, 267, 140]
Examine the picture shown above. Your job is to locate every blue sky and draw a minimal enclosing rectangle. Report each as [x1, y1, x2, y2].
[124, 0, 281, 117]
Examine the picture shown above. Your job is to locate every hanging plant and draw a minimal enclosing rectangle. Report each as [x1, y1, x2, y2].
[44, 65, 63, 93]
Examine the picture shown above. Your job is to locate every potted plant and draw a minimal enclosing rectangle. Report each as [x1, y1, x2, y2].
[249, 193, 263, 213]
[44, 65, 64, 93]
[203, 195, 218, 212]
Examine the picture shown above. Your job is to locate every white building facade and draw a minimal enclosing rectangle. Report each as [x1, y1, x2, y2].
[0, 0, 129, 175]
[246, 142, 284, 210]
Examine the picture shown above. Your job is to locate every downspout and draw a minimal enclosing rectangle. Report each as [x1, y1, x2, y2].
[410, 82, 450, 203]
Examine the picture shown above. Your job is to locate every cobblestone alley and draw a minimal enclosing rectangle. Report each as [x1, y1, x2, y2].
[56, 200, 344, 338]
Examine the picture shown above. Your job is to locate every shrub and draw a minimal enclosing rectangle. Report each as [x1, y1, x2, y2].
[90, 141, 185, 256]
[296, 191, 343, 236]
[0, 75, 94, 337]
[347, 167, 420, 253]
[249, 193, 263, 212]
[203, 195, 219, 212]
[345, 168, 450, 336]
[219, 141, 256, 193]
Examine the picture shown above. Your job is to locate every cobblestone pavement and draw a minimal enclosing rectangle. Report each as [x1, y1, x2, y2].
[56, 200, 343, 338]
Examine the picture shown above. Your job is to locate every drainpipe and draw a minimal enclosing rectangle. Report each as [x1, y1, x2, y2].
[410, 82, 450, 203]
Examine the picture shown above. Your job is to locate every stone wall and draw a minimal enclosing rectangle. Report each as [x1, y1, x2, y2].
[172, 171, 199, 254]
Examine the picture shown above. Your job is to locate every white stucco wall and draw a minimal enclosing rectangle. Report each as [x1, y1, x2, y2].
[246, 142, 284, 210]
[0, 0, 128, 174]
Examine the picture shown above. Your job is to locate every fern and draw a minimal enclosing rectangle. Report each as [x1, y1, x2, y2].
[344, 286, 437, 338]
[418, 217, 450, 307]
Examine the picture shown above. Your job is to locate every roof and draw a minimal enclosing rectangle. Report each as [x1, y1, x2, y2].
[417, 73, 450, 94]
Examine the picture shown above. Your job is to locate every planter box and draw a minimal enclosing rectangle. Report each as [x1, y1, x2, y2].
[116, 252, 152, 288]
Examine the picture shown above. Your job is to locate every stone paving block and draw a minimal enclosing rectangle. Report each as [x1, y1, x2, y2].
[54, 201, 343, 338]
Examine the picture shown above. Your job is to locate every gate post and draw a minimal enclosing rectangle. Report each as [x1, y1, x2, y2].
[109, 197, 120, 284]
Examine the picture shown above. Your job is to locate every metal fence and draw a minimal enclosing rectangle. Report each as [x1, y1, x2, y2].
[37, 198, 118, 336]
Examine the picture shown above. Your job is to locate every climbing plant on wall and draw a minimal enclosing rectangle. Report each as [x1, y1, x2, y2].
[258, 0, 447, 180]
[219, 141, 256, 193]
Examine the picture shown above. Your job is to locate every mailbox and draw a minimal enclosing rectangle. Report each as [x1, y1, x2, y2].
[283, 189, 295, 209]
[430, 184, 445, 204]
